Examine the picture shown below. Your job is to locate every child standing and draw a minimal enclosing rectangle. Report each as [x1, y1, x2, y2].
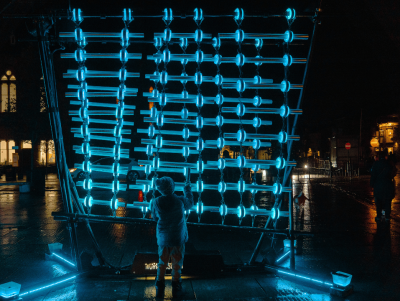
[151, 176, 193, 297]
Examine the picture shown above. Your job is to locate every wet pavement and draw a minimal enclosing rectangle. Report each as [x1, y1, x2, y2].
[1, 170, 400, 300]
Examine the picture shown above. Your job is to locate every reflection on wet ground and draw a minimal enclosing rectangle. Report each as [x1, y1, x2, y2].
[2, 171, 400, 300]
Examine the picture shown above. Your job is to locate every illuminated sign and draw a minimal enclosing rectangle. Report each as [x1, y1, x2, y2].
[370, 138, 379, 148]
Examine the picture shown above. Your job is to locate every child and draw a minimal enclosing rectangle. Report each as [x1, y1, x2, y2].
[151, 176, 193, 297]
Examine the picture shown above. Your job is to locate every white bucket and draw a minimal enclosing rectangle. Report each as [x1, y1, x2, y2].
[48, 243, 63, 254]
[331, 271, 352, 287]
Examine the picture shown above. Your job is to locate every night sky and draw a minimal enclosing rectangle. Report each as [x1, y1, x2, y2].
[3, 0, 400, 141]
[64, 0, 400, 134]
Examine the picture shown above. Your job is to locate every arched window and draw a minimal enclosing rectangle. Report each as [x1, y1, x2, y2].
[1, 70, 16, 112]
[40, 76, 47, 112]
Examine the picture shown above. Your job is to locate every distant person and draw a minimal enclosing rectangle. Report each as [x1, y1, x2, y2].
[151, 176, 193, 298]
[387, 151, 398, 201]
[370, 150, 396, 222]
[388, 151, 397, 164]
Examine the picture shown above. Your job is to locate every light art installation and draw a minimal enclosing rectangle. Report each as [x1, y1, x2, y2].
[60, 7, 308, 227]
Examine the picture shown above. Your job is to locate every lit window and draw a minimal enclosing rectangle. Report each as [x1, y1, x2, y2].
[1, 71, 16, 112]
[39, 140, 56, 166]
[0, 141, 7, 164]
[1, 83, 7, 112]
[22, 141, 32, 149]
[8, 140, 15, 164]
[48, 140, 55, 164]
[39, 140, 47, 165]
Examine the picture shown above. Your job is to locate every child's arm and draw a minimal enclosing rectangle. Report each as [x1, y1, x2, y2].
[150, 199, 159, 222]
[182, 184, 194, 210]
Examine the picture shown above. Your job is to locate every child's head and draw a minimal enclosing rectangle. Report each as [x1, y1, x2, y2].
[156, 176, 175, 195]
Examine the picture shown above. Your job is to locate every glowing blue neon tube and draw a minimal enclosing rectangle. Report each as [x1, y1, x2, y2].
[71, 128, 131, 135]
[69, 101, 135, 110]
[52, 253, 76, 267]
[140, 110, 197, 117]
[203, 118, 272, 126]
[135, 178, 288, 194]
[64, 71, 139, 78]
[154, 32, 212, 39]
[245, 159, 296, 167]
[215, 55, 306, 65]
[73, 134, 131, 143]
[67, 84, 138, 92]
[59, 32, 144, 38]
[147, 97, 214, 105]
[141, 139, 197, 148]
[137, 129, 200, 136]
[247, 133, 300, 141]
[61, 53, 142, 59]
[76, 165, 143, 175]
[265, 266, 333, 287]
[275, 251, 291, 263]
[148, 53, 213, 62]
[138, 160, 196, 169]
[143, 92, 272, 105]
[203, 140, 271, 148]
[223, 132, 300, 141]
[66, 91, 137, 97]
[69, 110, 134, 116]
[129, 201, 151, 208]
[72, 117, 134, 126]
[218, 31, 308, 41]
[160, 161, 196, 168]
[19, 275, 78, 297]
[221, 107, 302, 116]
[155, 167, 199, 174]
[220, 77, 273, 83]
[222, 82, 303, 90]
[76, 181, 128, 191]
[247, 184, 292, 193]
[245, 108, 303, 114]
[146, 73, 214, 82]
[72, 149, 129, 158]
[78, 197, 125, 209]
[216, 97, 272, 104]
[143, 117, 196, 125]
[134, 147, 195, 154]
[72, 145, 129, 154]
[143, 92, 206, 101]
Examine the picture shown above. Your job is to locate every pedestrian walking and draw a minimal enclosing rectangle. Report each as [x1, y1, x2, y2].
[370, 149, 396, 222]
[150, 176, 193, 298]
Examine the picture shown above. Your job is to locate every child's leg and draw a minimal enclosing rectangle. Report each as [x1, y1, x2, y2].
[157, 246, 171, 281]
[170, 244, 185, 282]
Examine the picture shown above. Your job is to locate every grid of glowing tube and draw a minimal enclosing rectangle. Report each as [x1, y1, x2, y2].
[60, 8, 307, 224]
[61, 8, 142, 212]
[136, 8, 306, 223]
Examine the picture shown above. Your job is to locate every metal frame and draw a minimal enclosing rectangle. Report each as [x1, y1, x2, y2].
[29, 8, 320, 272]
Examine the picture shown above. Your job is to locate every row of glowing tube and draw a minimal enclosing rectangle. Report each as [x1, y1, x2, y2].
[146, 70, 302, 93]
[70, 7, 296, 25]
[60, 16, 142, 160]
[78, 192, 283, 221]
[138, 130, 298, 150]
[148, 50, 305, 66]
[153, 28, 306, 44]
[140, 103, 300, 123]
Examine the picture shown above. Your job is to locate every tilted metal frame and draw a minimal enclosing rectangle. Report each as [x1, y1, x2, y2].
[35, 7, 318, 272]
